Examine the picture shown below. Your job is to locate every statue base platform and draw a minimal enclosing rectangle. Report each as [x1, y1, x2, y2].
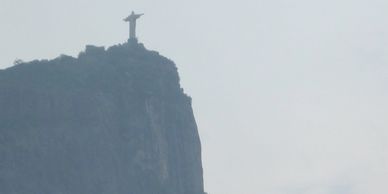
[128, 38, 139, 45]
[126, 38, 145, 50]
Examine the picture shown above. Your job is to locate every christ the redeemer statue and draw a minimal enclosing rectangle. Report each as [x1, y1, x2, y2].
[124, 11, 144, 41]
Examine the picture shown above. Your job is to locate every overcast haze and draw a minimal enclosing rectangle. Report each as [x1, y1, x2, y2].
[1, 0, 388, 193]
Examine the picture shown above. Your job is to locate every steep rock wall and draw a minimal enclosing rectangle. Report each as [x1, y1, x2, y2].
[0, 43, 205, 194]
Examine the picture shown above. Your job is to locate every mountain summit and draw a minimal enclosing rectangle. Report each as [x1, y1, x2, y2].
[0, 42, 206, 194]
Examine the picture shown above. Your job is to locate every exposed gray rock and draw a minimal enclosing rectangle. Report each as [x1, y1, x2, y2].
[0, 43, 205, 194]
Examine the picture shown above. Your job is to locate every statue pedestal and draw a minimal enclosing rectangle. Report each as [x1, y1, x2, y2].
[128, 38, 138, 45]
[126, 38, 145, 50]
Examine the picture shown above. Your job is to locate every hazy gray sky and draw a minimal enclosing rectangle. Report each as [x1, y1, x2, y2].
[1, 0, 388, 193]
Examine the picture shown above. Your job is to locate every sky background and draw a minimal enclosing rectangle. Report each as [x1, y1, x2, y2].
[1, 0, 388, 193]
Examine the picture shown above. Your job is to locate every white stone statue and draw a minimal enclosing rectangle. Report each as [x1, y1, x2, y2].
[124, 11, 144, 40]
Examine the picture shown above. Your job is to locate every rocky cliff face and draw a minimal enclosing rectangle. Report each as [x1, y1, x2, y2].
[0, 42, 205, 194]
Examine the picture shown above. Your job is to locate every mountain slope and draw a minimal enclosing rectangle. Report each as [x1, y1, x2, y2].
[0, 42, 205, 194]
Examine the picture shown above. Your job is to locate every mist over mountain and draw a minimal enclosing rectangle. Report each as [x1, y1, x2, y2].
[0, 42, 206, 194]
